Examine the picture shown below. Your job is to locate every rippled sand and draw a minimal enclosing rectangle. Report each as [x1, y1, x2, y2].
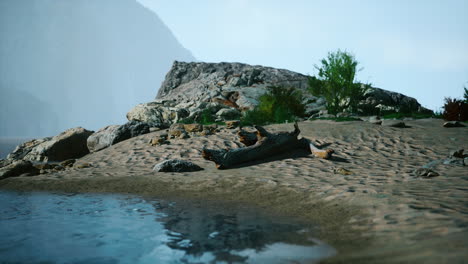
[1, 119, 467, 263]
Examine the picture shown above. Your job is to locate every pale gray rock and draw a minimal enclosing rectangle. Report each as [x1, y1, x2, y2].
[22, 127, 93, 162]
[0, 160, 39, 179]
[126, 101, 189, 125]
[153, 159, 203, 172]
[87, 125, 120, 152]
[156, 61, 311, 105]
[7, 138, 51, 160]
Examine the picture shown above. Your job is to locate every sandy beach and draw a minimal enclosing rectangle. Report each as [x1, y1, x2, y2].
[1, 118, 467, 263]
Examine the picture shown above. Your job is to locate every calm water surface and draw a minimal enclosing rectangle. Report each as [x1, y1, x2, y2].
[0, 191, 336, 264]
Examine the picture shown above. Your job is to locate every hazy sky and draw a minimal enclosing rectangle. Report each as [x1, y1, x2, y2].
[137, 0, 468, 111]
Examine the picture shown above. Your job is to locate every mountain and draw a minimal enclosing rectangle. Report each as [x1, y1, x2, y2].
[0, 0, 194, 137]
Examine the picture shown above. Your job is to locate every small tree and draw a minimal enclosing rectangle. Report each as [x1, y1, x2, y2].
[309, 50, 370, 114]
[464, 86, 468, 103]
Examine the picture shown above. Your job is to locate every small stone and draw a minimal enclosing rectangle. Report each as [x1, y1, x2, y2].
[183, 124, 203, 133]
[73, 161, 93, 169]
[334, 167, 354, 175]
[368, 116, 382, 125]
[60, 159, 76, 167]
[413, 168, 440, 178]
[382, 120, 407, 128]
[443, 121, 465, 128]
[149, 136, 170, 146]
[179, 132, 190, 139]
[153, 159, 203, 172]
[225, 120, 240, 129]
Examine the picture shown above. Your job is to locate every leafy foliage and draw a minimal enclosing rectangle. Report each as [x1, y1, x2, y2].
[241, 86, 305, 126]
[308, 50, 370, 114]
[464, 86, 468, 103]
[443, 97, 468, 121]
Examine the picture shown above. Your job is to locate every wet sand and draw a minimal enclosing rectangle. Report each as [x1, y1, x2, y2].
[1, 119, 467, 263]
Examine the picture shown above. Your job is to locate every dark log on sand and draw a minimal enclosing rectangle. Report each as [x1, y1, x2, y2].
[202, 123, 334, 169]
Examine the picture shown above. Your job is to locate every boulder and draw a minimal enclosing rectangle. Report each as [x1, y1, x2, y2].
[0, 160, 39, 179]
[153, 159, 203, 172]
[112, 121, 150, 144]
[201, 124, 218, 136]
[87, 125, 120, 152]
[17, 127, 94, 162]
[87, 121, 150, 152]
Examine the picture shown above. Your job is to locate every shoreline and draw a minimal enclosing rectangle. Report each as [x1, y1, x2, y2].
[1, 119, 467, 263]
[0, 175, 372, 263]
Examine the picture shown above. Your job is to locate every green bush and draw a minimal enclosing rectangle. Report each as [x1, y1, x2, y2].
[308, 50, 370, 114]
[241, 86, 305, 126]
[443, 97, 468, 121]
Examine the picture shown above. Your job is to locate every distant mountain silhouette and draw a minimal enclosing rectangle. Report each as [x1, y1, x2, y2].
[0, 0, 194, 137]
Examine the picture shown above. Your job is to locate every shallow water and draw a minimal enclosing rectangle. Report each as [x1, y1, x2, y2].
[0, 191, 335, 264]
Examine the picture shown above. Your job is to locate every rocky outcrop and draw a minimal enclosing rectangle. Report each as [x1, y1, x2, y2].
[359, 87, 432, 115]
[128, 61, 431, 126]
[157, 61, 310, 108]
[7, 127, 93, 162]
[87, 121, 151, 152]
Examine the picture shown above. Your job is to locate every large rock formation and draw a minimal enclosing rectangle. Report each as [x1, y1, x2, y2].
[127, 61, 431, 125]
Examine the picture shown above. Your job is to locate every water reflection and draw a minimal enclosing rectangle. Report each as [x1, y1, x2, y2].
[0, 191, 335, 263]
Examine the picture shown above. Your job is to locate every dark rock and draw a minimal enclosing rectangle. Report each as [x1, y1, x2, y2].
[413, 168, 439, 178]
[382, 120, 407, 128]
[0, 160, 39, 179]
[113, 121, 150, 144]
[153, 159, 203, 172]
[443, 121, 466, 128]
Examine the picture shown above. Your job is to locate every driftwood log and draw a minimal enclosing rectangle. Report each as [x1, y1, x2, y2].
[202, 123, 334, 169]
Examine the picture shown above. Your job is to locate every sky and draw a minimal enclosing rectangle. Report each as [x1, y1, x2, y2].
[137, 0, 468, 111]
